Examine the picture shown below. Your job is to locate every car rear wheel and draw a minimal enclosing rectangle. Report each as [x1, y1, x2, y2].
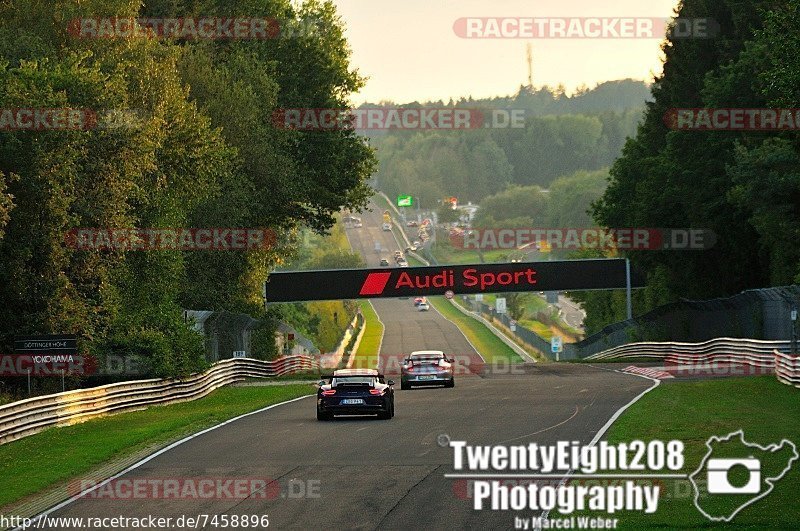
[445, 378, 455, 388]
[401, 381, 411, 390]
[317, 409, 332, 421]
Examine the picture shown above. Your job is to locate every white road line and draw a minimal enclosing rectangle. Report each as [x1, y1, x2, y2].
[496, 405, 580, 444]
[536, 368, 661, 528]
[17, 394, 314, 531]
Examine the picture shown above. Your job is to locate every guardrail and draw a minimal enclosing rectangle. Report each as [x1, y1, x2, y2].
[0, 355, 319, 445]
[585, 337, 799, 387]
[584, 337, 789, 366]
[775, 350, 800, 388]
[345, 312, 367, 369]
[318, 314, 360, 369]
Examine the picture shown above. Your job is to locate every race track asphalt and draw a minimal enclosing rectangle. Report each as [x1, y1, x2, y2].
[38, 206, 654, 530]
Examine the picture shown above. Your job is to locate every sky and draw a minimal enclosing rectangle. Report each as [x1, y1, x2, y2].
[330, 0, 682, 104]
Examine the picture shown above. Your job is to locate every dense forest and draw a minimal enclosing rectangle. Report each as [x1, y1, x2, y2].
[471, 170, 609, 231]
[368, 80, 648, 207]
[0, 0, 375, 380]
[3, 0, 799, 377]
[367, 0, 800, 336]
[575, 0, 800, 333]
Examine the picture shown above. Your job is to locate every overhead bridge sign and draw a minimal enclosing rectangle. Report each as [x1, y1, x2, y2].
[265, 259, 643, 303]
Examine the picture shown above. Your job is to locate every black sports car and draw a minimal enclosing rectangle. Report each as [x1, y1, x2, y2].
[317, 369, 395, 420]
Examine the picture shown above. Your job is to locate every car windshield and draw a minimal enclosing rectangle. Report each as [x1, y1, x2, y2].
[332, 376, 375, 387]
[410, 354, 443, 361]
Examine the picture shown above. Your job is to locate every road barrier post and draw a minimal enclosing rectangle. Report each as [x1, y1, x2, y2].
[626, 258, 633, 320]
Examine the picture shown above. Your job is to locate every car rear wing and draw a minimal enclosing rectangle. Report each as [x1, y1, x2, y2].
[320, 373, 386, 380]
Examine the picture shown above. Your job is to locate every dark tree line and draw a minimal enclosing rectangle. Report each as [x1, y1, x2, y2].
[0, 0, 375, 380]
[576, 0, 800, 333]
[368, 80, 647, 206]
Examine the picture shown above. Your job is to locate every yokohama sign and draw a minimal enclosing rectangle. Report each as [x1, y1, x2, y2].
[264, 259, 643, 302]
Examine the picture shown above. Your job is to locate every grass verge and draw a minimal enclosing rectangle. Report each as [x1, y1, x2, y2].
[350, 300, 384, 369]
[0, 384, 314, 509]
[429, 239, 509, 264]
[428, 296, 522, 363]
[570, 376, 800, 528]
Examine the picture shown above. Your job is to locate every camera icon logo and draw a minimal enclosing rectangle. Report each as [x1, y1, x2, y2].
[690, 430, 798, 522]
[706, 457, 761, 494]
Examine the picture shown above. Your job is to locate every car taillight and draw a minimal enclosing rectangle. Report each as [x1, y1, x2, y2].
[369, 389, 384, 395]
[321, 389, 336, 396]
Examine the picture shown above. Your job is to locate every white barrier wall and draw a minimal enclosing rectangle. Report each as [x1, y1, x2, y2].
[585, 337, 799, 388]
[0, 355, 318, 445]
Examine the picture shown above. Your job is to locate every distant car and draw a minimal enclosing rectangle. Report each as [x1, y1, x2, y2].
[398, 261, 409, 268]
[317, 369, 395, 420]
[379, 258, 390, 267]
[394, 250, 403, 259]
[407, 220, 419, 227]
[414, 297, 426, 306]
[382, 223, 392, 231]
[418, 302, 430, 311]
[401, 351, 454, 390]
[412, 240, 422, 248]
[353, 218, 363, 228]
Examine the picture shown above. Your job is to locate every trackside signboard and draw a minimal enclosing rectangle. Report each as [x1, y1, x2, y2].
[14, 334, 77, 354]
[265, 259, 644, 302]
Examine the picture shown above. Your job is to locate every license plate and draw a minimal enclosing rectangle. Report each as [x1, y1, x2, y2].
[340, 398, 364, 405]
[419, 375, 436, 380]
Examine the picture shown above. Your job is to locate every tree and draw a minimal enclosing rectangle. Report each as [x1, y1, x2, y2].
[0, 0, 376, 384]
[307, 249, 365, 270]
[473, 185, 548, 227]
[592, 0, 779, 312]
[546, 170, 608, 227]
[437, 205, 460, 224]
[504, 292, 531, 321]
[0, 171, 13, 242]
